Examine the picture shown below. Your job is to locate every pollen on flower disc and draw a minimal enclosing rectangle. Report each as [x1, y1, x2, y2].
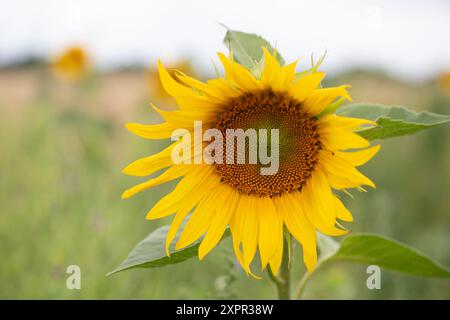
[214, 90, 321, 197]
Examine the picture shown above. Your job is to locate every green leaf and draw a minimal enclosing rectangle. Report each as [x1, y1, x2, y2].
[222, 28, 285, 70]
[329, 233, 450, 278]
[107, 222, 230, 276]
[336, 103, 450, 140]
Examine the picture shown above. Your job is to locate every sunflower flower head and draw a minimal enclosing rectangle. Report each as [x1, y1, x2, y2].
[122, 48, 380, 276]
[52, 46, 90, 82]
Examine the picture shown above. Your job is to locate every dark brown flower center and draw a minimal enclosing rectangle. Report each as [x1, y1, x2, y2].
[214, 90, 321, 197]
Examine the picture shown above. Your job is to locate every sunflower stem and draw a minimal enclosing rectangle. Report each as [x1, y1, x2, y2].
[294, 258, 329, 300]
[294, 270, 312, 300]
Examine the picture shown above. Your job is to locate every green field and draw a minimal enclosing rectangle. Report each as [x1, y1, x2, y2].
[0, 68, 449, 299]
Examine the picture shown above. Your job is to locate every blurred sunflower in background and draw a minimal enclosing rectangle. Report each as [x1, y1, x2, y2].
[437, 70, 450, 97]
[52, 46, 90, 82]
[122, 49, 380, 275]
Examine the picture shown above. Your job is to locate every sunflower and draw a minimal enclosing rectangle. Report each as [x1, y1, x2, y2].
[52, 46, 89, 82]
[122, 48, 380, 275]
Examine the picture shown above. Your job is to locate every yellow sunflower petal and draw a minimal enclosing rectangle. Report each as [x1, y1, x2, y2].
[318, 114, 376, 131]
[175, 179, 223, 249]
[335, 145, 381, 167]
[150, 103, 216, 128]
[298, 169, 349, 236]
[166, 177, 223, 256]
[158, 60, 196, 98]
[165, 204, 192, 256]
[290, 72, 325, 102]
[145, 165, 215, 219]
[125, 122, 177, 140]
[217, 53, 262, 91]
[334, 196, 353, 222]
[275, 194, 317, 272]
[268, 229, 284, 276]
[207, 78, 242, 98]
[274, 193, 317, 266]
[302, 245, 319, 273]
[229, 199, 246, 267]
[303, 85, 352, 116]
[122, 143, 176, 177]
[319, 151, 376, 189]
[229, 203, 261, 278]
[121, 165, 191, 199]
[257, 196, 282, 270]
[272, 60, 298, 92]
[157, 61, 221, 112]
[198, 186, 239, 260]
[174, 95, 219, 112]
[237, 195, 259, 270]
[177, 72, 241, 102]
[319, 129, 370, 151]
[261, 47, 281, 87]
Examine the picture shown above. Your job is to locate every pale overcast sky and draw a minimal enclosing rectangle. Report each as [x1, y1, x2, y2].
[1, 0, 449, 80]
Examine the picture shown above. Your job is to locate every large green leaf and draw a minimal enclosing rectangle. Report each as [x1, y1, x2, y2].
[326, 233, 450, 278]
[223, 28, 285, 70]
[108, 222, 230, 276]
[336, 103, 450, 140]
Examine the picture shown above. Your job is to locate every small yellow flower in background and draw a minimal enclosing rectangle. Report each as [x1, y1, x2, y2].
[122, 49, 380, 276]
[52, 46, 90, 82]
[437, 70, 450, 97]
